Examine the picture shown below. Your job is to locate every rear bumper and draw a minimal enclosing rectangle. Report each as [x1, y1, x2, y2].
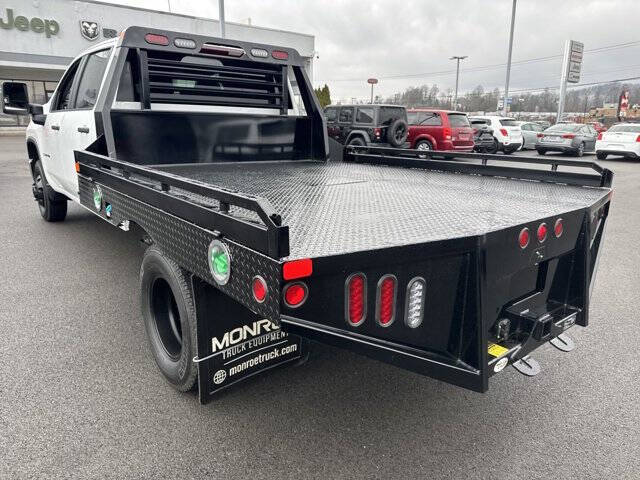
[501, 142, 522, 152]
[597, 150, 638, 158]
[536, 142, 575, 152]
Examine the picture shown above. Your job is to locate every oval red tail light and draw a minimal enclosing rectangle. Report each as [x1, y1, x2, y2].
[537, 223, 548, 243]
[145, 33, 169, 46]
[283, 282, 307, 308]
[252, 276, 267, 303]
[554, 218, 563, 238]
[518, 227, 530, 249]
[376, 275, 397, 326]
[345, 273, 366, 326]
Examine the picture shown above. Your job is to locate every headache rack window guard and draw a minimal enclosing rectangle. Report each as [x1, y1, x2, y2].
[75, 148, 289, 259]
[345, 145, 613, 188]
[142, 50, 288, 113]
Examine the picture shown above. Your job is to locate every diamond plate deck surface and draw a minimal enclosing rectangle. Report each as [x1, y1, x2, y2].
[157, 161, 609, 260]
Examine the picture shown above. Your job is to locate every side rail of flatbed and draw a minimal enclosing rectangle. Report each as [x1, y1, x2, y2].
[344, 145, 613, 188]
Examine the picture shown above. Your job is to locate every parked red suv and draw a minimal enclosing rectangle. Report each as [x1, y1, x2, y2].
[407, 109, 474, 152]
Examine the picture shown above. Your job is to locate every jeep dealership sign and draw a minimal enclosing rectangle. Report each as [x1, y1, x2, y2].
[0, 8, 59, 38]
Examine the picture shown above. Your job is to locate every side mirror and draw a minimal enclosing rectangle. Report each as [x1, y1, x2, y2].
[2, 82, 29, 115]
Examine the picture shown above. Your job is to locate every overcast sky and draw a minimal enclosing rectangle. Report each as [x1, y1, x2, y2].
[108, 0, 640, 102]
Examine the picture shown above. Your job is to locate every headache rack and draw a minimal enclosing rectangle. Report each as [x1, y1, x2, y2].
[143, 51, 289, 112]
[345, 145, 613, 188]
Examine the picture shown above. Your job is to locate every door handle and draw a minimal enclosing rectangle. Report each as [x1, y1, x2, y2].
[51, 125, 60, 131]
[77, 127, 90, 133]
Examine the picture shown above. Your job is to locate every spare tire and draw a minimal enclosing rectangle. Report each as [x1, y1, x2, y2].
[387, 118, 408, 147]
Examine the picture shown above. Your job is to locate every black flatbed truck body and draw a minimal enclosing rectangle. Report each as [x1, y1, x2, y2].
[72, 27, 612, 403]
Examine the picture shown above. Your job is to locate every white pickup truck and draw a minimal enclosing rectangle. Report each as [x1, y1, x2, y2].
[3, 27, 613, 404]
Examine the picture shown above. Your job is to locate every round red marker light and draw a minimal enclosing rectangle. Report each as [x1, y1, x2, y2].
[554, 218, 563, 238]
[518, 228, 530, 249]
[284, 282, 307, 308]
[252, 276, 267, 303]
[537, 223, 548, 243]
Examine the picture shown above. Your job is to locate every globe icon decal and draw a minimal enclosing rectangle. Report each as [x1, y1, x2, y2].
[213, 369, 227, 385]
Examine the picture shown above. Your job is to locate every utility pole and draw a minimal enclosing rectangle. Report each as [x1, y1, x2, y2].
[503, 0, 517, 116]
[219, 0, 226, 38]
[450, 56, 467, 109]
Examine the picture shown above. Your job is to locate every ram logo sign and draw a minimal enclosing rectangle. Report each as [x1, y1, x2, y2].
[80, 20, 99, 41]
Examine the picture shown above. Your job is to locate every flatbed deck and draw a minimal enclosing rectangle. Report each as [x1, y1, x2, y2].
[155, 160, 609, 260]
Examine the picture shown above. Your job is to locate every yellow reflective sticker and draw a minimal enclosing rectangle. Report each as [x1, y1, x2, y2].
[488, 343, 509, 358]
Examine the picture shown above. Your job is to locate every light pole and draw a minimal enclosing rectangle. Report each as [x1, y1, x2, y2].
[503, 0, 517, 115]
[450, 56, 467, 110]
[219, 0, 226, 38]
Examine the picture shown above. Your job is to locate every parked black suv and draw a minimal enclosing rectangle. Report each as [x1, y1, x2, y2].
[469, 117, 497, 153]
[324, 104, 409, 147]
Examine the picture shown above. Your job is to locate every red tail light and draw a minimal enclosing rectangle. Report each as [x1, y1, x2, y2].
[597, 132, 603, 140]
[554, 218, 563, 238]
[562, 134, 575, 139]
[376, 275, 397, 326]
[346, 273, 366, 326]
[444, 127, 452, 140]
[537, 223, 548, 243]
[636, 135, 640, 143]
[272, 50, 289, 60]
[500, 128, 508, 137]
[252, 276, 268, 303]
[374, 127, 382, 138]
[145, 33, 169, 46]
[518, 227, 530, 249]
[537, 133, 544, 138]
[283, 282, 308, 308]
[283, 258, 313, 280]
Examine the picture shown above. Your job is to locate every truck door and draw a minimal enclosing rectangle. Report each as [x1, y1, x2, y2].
[42, 58, 82, 194]
[57, 48, 112, 200]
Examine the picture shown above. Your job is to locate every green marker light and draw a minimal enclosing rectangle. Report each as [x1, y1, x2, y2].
[208, 240, 231, 285]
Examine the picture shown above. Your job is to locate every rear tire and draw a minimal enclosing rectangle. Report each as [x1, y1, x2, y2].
[536, 149, 546, 155]
[33, 161, 67, 222]
[140, 247, 198, 392]
[415, 140, 433, 158]
[347, 136, 366, 147]
[575, 142, 585, 157]
[596, 152, 607, 160]
[486, 139, 499, 154]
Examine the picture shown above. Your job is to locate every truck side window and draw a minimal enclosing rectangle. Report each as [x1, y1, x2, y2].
[339, 107, 353, 123]
[51, 60, 81, 111]
[421, 113, 441, 126]
[74, 49, 112, 110]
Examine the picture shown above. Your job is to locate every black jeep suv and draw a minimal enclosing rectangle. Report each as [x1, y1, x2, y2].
[324, 104, 409, 148]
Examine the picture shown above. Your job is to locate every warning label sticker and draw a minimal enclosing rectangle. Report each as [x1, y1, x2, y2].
[488, 343, 509, 358]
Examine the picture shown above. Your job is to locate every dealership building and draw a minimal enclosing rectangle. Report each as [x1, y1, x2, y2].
[0, 0, 314, 126]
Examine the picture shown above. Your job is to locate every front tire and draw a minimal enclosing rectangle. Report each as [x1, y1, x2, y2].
[537, 149, 546, 155]
[596, 152, 607, 160]
[33, 161, 67, 222]
[140, 247, 198, 392]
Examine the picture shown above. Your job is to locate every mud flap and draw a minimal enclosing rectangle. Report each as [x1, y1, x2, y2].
[191, 277, 305, 404]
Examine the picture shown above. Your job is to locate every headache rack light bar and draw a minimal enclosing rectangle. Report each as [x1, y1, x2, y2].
[345, 145, 613, 188]
[75, 146, 289, 259]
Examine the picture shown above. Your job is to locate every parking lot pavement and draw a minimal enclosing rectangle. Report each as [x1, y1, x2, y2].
[1, 134, 639, 479]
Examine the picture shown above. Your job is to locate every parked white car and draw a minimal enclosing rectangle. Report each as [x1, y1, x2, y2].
[595, 123, 640, 160]
[471, 116, 522, 154]
[515, 121, 545, 150]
